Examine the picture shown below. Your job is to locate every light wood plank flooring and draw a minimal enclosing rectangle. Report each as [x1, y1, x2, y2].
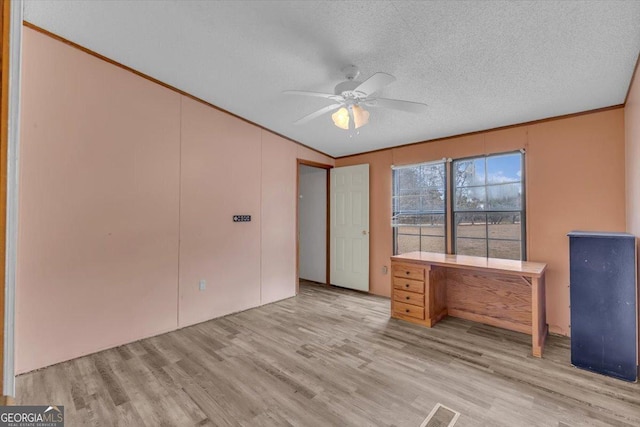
[16, 281, 640, 426]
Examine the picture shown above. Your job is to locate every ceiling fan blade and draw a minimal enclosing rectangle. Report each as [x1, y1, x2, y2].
[283, 90, 342, 101]
[353, 72, 396, 97]
[294, 103, 343, 125]
[365, 97, 428, 114]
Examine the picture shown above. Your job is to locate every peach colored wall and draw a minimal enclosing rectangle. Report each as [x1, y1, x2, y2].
[178, 97, 263, 327]
[261, 132, 298, 304]
[626, 67, 640, 244]
[527, 112, 626, 336]
[296, 145, 333, 165]
[17, 28, 181, 374]
[17, 27, 334, 373]
[624, 62, 640, 363]
[337, 109, 626, 336]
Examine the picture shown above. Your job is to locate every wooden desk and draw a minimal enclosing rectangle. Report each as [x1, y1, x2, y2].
[390, 252, 548, 357]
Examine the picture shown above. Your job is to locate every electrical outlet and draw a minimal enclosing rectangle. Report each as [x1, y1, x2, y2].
[199, 280, 206, 291]
[233, 215, 251, 222]
[382, 266, 388, 274]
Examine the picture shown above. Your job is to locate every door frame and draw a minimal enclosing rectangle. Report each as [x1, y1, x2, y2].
[1, 0, 21, 399]
[296, 159, 332, 294]
[0, 0, 9, 396]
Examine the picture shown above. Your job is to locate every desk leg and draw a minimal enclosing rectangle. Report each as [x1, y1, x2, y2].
[426, 265, 448, 327]
[531, 273, 547, 357]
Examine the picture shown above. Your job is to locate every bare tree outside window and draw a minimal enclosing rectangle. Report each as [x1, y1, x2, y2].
[392, 162, 446, 255]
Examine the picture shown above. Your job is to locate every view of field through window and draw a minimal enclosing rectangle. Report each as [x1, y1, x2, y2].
[393, 152, 524, 260]
[392, 161, 446, 254]
[453, 153, 524, 260]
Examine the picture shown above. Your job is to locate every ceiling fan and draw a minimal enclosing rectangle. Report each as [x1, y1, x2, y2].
[283, 65, 428, 131]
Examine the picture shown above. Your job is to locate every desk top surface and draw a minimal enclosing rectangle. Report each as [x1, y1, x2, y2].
[391, 252, 547, 277]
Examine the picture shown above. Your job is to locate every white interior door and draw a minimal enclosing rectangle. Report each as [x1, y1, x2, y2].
[330, 164, 369, 291]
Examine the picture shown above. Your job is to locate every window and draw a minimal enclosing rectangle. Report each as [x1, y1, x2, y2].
[392, 161, 446, 255]
[452, 152, 525, 260]
[392, 152, 526, 260]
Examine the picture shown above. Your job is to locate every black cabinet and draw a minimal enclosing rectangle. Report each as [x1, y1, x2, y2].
[568, 231, 637, 382]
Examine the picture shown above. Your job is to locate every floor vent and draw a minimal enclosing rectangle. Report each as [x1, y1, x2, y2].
[420, 403, 460, 427]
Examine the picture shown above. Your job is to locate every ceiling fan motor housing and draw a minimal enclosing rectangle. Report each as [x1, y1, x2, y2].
[335, 65, 367, 102]
[335, 80, 366, 102]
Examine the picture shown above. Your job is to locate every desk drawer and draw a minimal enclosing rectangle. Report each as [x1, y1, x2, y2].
[393, 277, 425, 294]
[393, 264, 425, 281]
[394, 301, 425, 320]
[394, 289, 425, 307]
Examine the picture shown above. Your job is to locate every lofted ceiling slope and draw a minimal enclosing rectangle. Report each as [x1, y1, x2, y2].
[24, 1, 640, 157]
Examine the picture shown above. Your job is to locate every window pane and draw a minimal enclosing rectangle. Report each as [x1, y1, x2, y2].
[487, 183, 522, 210]
[488, 213, 521, 239]
[421, 236, 445, 253]
[397, 186, 445, 197]
[420, 165, 445, 188]
[452, 152, 524, 260]
[487, 153, 522, 184]
[454, 186, 486, 211]
[456, 238, 487, 257]
[392, 213, 442, 227]
[488, 239, 521, 260]
[455, 213, 487, 238]
[396, 234, 420, 254]
[420, 190, 445, 211]
[396, 226, 420, 235]
[394, 192, 445, 213]
[394, 195, 421, 211]
[397, 188, 422, 197]
[396, 168, 420, 191]
[454, 158, 485, 187]
[397, 165, 444, 190]
[420, 215, 445, 237]
[392, 162, 445, 229]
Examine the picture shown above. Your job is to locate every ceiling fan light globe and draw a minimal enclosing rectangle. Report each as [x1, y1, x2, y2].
[352, 105, 370, 129]
[332, 107, 350, 130]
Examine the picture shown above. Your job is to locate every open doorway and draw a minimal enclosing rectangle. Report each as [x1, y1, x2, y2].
[297, 161, 330, 292]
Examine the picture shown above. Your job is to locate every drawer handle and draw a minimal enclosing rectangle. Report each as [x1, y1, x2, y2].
[405, 271, 410, 275]
[405, 283, 410, 288]
[405, 296, 410, 300]
[405, 309, 410, 313]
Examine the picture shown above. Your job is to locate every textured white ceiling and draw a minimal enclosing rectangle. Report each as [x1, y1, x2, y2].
[24, 1, 640, 157]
